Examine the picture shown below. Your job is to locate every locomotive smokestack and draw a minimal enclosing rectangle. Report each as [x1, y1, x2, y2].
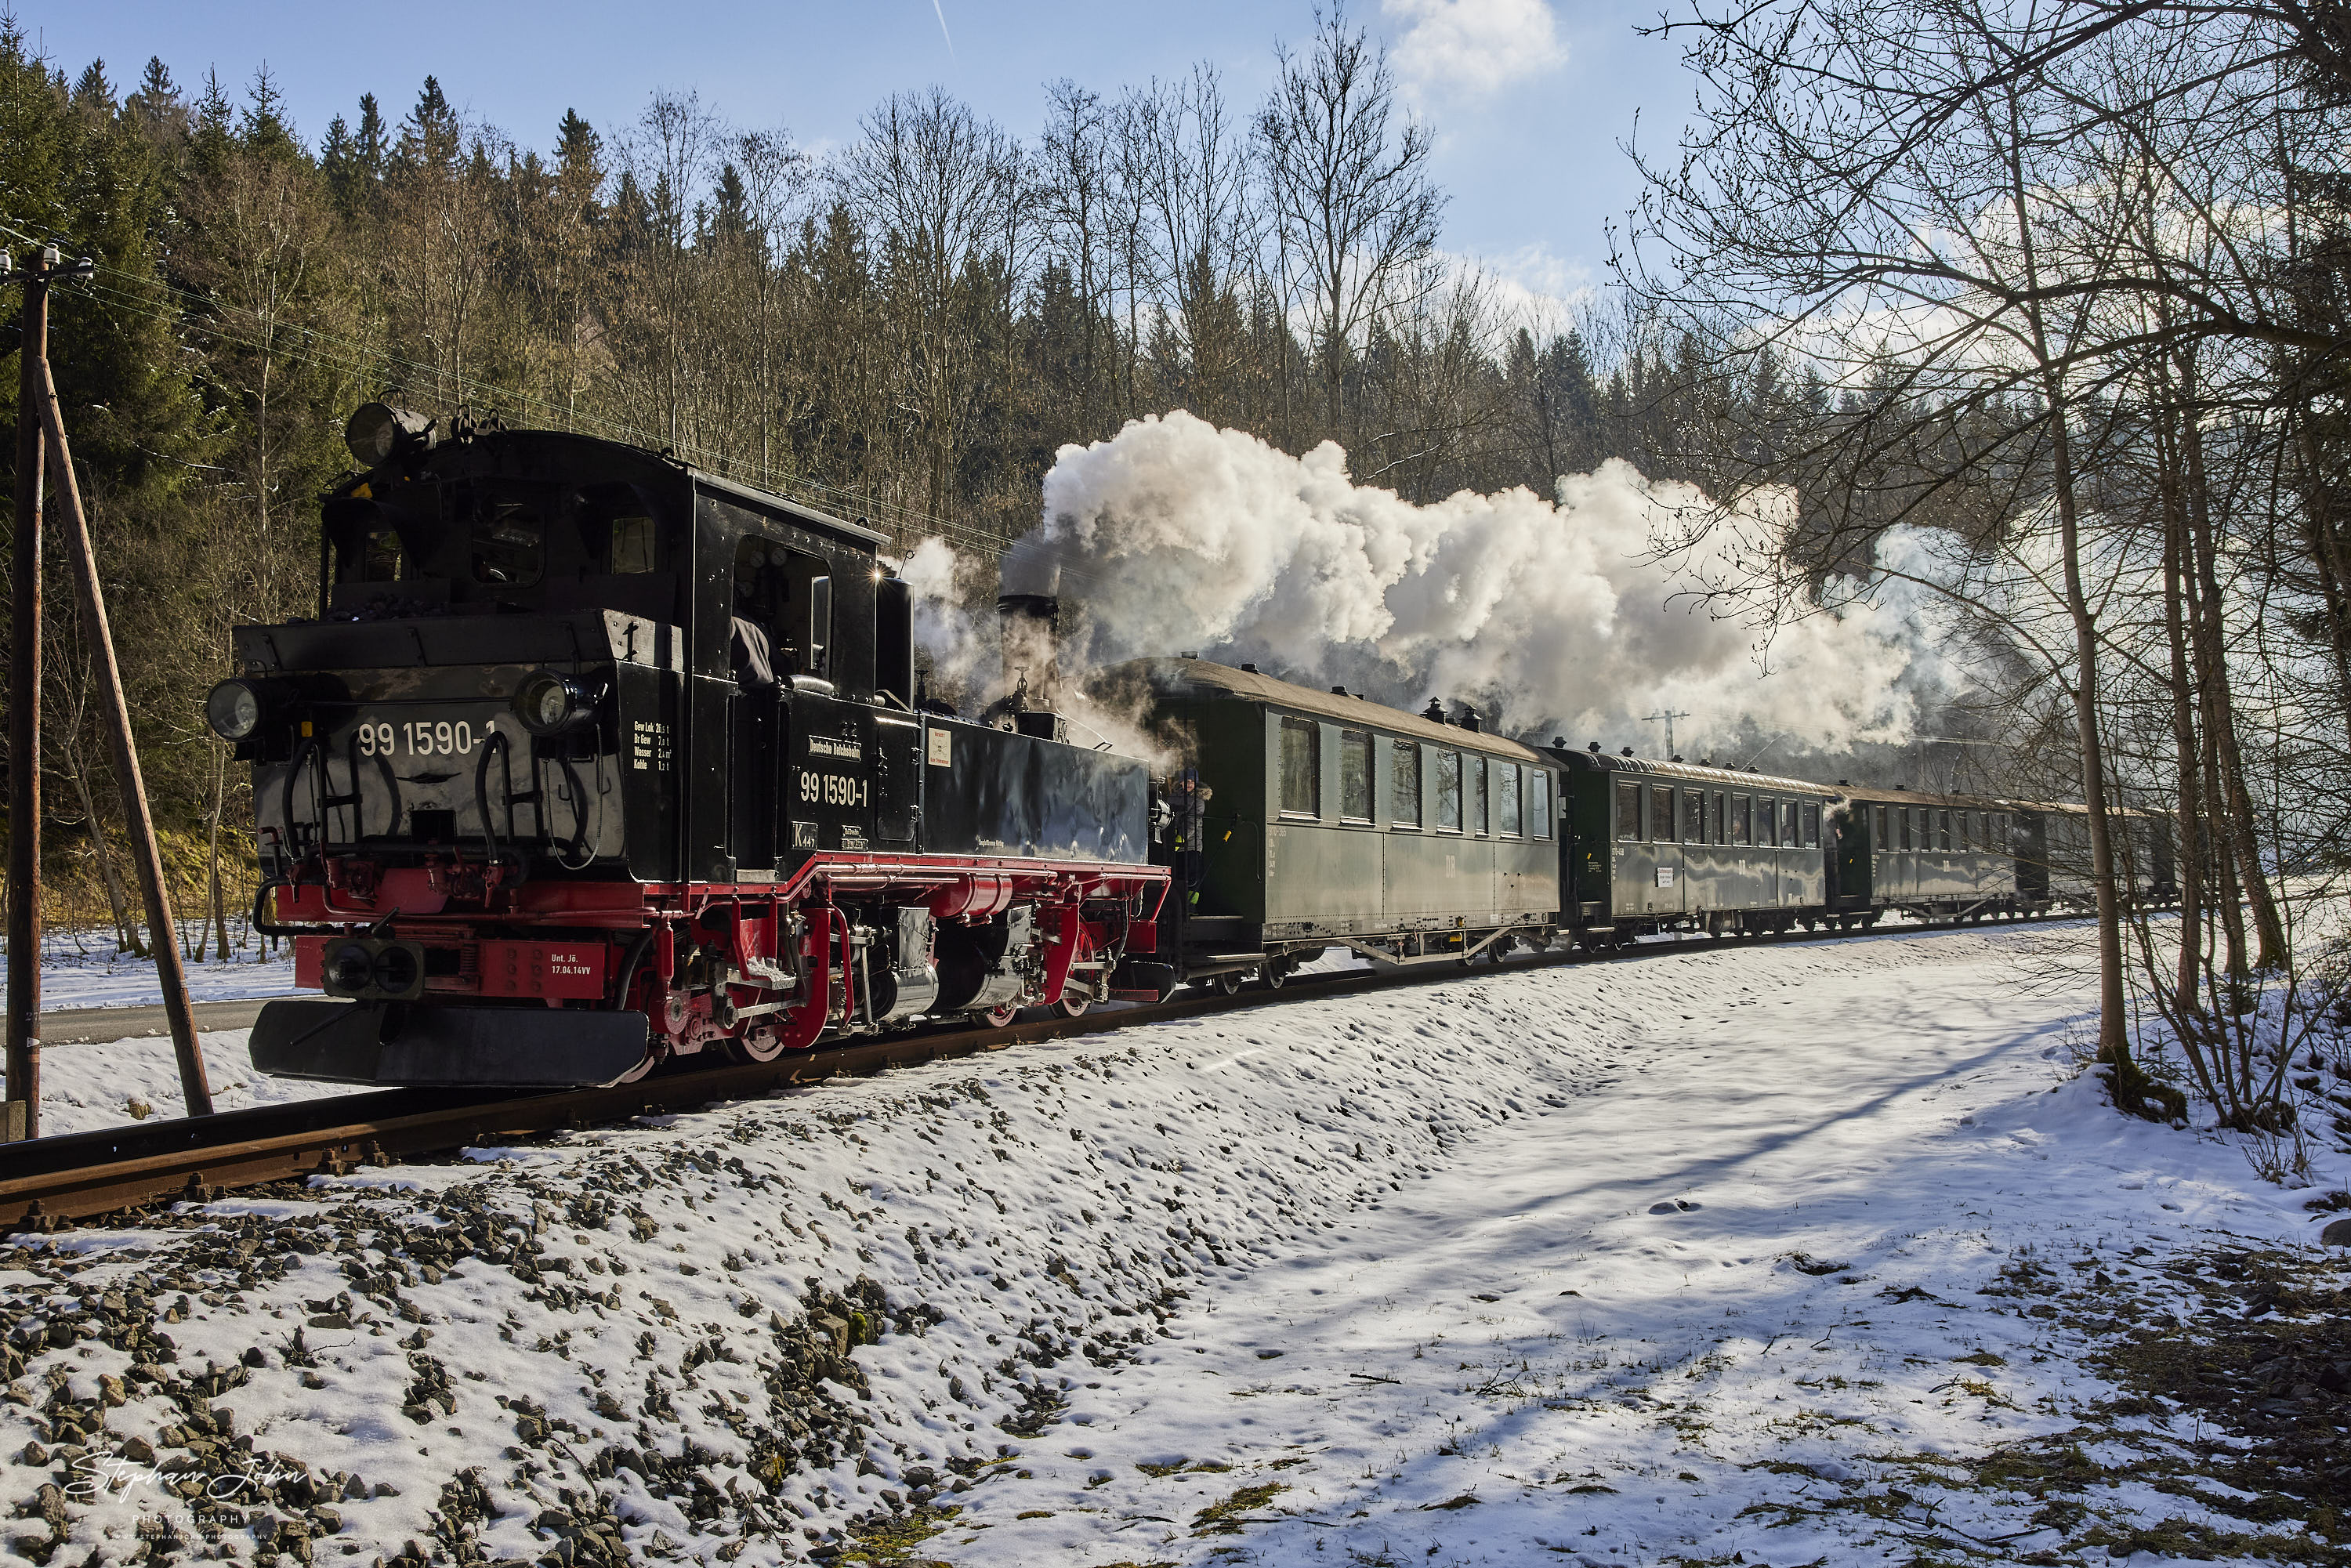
[994, 588, 1065, 739]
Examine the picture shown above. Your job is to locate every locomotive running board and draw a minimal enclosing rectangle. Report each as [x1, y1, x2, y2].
[249, 999, 650, 1088]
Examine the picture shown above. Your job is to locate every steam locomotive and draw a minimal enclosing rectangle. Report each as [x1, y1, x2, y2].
[226, 407, 1166, 1087]
[221, 411, 2170, 1089]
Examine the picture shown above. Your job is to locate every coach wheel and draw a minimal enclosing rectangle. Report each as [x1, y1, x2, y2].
[1213, 972, 1244, 997]
[1261, 964, 1288, 991]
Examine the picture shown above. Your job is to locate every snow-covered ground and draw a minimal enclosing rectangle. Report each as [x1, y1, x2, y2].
[1, 923, 2339, 1566]
[15, 1026, 362, 1133]
[3, 924, 297, 1010]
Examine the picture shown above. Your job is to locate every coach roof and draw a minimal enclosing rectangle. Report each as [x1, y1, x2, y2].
[1556, 749, 1842, 798]
[1103, 658, 1552, 766]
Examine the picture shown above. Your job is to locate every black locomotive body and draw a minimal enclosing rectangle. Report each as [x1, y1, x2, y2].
[226, 411, 1165, 1087]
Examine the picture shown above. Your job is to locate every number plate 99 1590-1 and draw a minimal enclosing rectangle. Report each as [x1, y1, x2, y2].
[355, 719, 486, 759]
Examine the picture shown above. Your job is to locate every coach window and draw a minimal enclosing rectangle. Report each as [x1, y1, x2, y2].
[1684, 788, 1706, 844]
[1731, 794, 1752, 846]
[1436, 750, 1462, 831]
[1339, 730, 1373, 823]
[1959, 813, 1972, 851]
[1782, 799, 1798, 846]
[1650, 781, 1674, 842]
[1804, 802, 1822, 848]
[1498, 763, 1521, 836]
[1875, 804, 1889, 849]
[1280, 719, 1320, 818]
[1531, 771, 1552, 839]
[1392, 741, 1422, 828]
[1472, 757, 1490, 835]
[1939, 809, 1953, 850]
[1616, 779, 1642, 841]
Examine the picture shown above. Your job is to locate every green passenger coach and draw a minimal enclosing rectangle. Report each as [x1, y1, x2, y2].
[1103, 659, 1562, 993]
[1545, 747, 1846, 943]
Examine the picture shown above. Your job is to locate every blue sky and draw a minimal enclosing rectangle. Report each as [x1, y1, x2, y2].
[23, 0, 1689, 315]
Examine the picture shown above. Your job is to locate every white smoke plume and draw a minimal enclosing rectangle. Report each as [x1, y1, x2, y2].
[910, 411, 1954, 760]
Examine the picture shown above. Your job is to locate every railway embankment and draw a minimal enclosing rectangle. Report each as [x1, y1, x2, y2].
[0, 925, 2342, 1566]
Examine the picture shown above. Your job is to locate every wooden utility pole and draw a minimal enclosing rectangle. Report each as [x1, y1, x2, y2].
[5, 247, 50, 1142]
[3, 244, 211, 1138]
[36, 358, 212, 1117]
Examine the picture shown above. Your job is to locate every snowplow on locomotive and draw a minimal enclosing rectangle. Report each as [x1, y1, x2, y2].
[223, 407, 1166, 1088]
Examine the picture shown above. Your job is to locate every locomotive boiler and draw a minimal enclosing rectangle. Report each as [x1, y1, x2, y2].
[224, 407, 1165, 1087]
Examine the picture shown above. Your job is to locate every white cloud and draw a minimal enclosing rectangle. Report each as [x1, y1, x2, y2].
[1454, 242, 1598, 331]
[1383, 0, 1570, 96]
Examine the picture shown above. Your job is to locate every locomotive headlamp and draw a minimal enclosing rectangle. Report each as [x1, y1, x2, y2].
[371, 943, 421, 997]
[205, 678, 268, 742]
[344, 402, 437, 467]
[513, 669, 596, 735]
[326, 941, 377, 995]
[322, 937, 426, 1001]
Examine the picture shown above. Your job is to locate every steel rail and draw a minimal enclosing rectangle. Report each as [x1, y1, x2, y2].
[0, 912, 2090, 1233]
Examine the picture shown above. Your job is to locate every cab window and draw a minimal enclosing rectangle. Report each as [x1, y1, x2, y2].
[609, 514, 657, 574]
[734, 535, 832, 679]
[470, 498, 546, 587]
[360, 527, 404, 582]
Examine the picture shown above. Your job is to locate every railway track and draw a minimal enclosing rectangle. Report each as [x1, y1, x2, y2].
[0, 913, 2087, 1234]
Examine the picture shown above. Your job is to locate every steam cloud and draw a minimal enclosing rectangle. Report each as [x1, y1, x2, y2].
[915, 411, 1950, 760]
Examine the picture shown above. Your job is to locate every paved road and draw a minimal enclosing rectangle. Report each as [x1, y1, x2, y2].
[35, 998, 277, 1045]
